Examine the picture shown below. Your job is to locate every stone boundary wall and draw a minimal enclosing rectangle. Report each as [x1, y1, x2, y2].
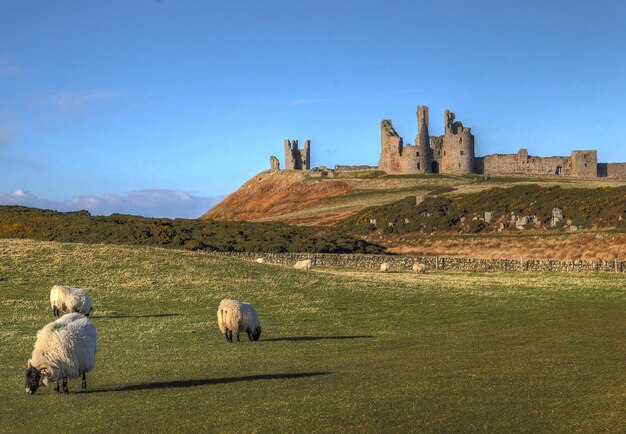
[333, 165, 379, 172]
[207, 251, 626, 273]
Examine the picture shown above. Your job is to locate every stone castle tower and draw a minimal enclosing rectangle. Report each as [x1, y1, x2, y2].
[379, 106, 474, 175]
[284, 139, 310, 170]
[438, 109, 474, 174]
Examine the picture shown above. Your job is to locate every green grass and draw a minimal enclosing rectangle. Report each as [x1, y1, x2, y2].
[1, 239, 624, 433]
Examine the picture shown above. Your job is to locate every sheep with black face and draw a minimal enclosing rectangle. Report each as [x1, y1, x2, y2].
[217, 298, 262, 343]
[25, 313, 97, 394]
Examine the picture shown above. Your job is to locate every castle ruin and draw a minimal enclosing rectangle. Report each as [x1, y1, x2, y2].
[379, 106, 475, 175]
[271, 105, 626, 179]
[284, 139, 310, 171]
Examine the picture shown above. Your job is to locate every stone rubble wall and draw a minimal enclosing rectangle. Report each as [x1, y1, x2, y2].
[206, 251, 626, 273]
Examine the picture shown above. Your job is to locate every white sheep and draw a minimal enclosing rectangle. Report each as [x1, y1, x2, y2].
[412, 263, 428, 274]
[50, 285, 93, 318]
[254, 258, 265, 264]
[216, 298, 262, 343]
[380, 262, 390, 272]
[293, 259, 313, 270]
[25, 313, 97, 394]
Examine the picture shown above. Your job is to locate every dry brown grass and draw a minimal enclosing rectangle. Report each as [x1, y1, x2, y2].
[385, 232, 626, 260]
[202, 170, 469, 225]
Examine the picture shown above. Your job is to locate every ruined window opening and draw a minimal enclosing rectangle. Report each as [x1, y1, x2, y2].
[443, 151, 446, 156]
[416, 151, 420, 157]
[460, 150, 464, 156]
[417, 162, 421, 170]
[431, 161, 439, 173]
[555, 166, 562, 175]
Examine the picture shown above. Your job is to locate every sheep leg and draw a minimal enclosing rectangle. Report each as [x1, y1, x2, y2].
[226, 330, 233, 343]
[247, 331, 253, 341]
[81, 373, 87, 389]
[54, 381, 60, 393]
[62, 377, 69, 394]
[53, 306, 59, 318]
[236, 333, 240, 342]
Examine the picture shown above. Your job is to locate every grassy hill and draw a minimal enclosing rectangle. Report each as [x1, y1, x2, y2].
[202, 169, 626, 226]
[0, 205, 382, 254]
[1, 239, 624, 432]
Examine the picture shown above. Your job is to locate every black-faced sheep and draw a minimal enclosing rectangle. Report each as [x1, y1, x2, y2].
[50, 285, 93, 317]
[216, 298, 261, 343]
[25, 313, 97, 394]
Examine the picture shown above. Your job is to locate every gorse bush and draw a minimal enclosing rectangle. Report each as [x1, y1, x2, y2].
[339, 184, 626, 234]
[0, 206, 382, 254]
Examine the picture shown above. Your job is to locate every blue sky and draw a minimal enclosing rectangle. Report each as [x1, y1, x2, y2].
[1, 0, 625, 218]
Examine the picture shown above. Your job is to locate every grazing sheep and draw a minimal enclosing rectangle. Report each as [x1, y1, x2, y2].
[50, 285, 93, 318]
[412, 263, 428, 274]
[254, 258, 265, 264]
[216, 298, 261, 343]
[25, 313, 97, 394]
[293, 259, 313, 270]
[380, 262, 390, 272]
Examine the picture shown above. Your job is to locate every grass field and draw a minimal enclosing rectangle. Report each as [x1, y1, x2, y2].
[1, 239, 624, 432]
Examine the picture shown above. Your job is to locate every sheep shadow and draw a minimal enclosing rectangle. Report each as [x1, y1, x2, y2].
[262, 335, 373, 342]
[82, 372, 330, 393]
[91, 313, 181, 319]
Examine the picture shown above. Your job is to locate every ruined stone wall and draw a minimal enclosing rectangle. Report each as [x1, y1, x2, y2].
[378, 120, 423, 174]
[478, 149, 598, 178]
[302, 140, 310, 169]
[570, 150, 597, 177]
[207, 251, 626, 273]
[334, 165, 379, 172]
[269, 156, 280, 171]
[599, 162, 626, 178]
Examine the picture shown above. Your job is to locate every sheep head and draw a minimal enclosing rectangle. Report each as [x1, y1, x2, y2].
[25, 360, 50, 395]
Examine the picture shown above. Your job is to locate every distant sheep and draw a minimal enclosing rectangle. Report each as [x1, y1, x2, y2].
[380, 262, 390, 272]
[50, 285, 93, 317]
[216, 298, 262, 343]
[412, 263, 428, 274]
[293, 259, 313, 270]
[254, 258, 265, 264]
[25, 313, 97, 394]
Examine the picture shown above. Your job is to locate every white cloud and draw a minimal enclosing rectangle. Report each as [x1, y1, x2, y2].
[52, 90, 125, 109]
[0, 188, 225, 219]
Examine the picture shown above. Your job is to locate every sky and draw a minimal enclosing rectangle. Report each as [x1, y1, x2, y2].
[1, 0, 625, 218]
